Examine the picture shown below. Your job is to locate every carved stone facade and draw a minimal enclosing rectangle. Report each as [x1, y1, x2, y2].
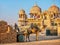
[18, 4, 60, 36]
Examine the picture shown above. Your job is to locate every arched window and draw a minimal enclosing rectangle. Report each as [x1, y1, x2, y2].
[44, 13, 47, 19]
[37, 15, 40, 18]
[19, 14, 22, 18]
[54, 13, 58, 18]
[58, 23, 60, 26]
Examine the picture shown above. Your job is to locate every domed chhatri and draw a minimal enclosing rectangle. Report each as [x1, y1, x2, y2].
[30, 4, 41, 15]
[19, 9, 25, 15]
[18, 9, 27, 19]
[48, 5, 60, 13]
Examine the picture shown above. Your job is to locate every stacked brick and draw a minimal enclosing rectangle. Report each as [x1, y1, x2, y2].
[0, 21, 17, 44]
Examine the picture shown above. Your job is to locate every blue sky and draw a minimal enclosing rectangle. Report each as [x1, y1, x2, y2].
[0, 0, 60, 25]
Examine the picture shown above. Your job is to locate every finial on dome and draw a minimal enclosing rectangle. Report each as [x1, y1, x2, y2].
[34, 3, 38, 6]
[51, 4, 56, 7]
[19, 8, 25, 14]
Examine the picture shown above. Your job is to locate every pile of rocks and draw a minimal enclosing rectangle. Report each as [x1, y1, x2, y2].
[0, 21, 17, 44]
[0, 21, 8, 33]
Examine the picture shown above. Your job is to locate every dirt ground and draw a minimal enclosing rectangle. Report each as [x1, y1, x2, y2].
[0, 39, 60, 45]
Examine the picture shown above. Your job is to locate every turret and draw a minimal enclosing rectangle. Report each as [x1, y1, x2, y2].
[30, 4, 42, 19]
[18, 9, 27, 27]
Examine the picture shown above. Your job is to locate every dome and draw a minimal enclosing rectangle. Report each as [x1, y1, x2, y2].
[30, 4, 41, 15]
[19, 9, 25, 14]
[48, 5, 59, 13]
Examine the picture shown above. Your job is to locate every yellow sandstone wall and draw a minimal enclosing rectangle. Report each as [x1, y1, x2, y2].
[57, 26, 60, 36]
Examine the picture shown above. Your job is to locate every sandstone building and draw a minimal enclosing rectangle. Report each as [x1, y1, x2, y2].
[18, 4, 60, 36]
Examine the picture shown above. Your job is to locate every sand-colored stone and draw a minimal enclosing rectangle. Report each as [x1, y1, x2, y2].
[18, 4, 60, 36]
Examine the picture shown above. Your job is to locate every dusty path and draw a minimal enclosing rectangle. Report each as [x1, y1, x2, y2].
[0, 39, 60, 45]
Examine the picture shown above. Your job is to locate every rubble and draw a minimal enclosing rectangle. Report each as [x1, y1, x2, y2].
[0, 21, 17, 44]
